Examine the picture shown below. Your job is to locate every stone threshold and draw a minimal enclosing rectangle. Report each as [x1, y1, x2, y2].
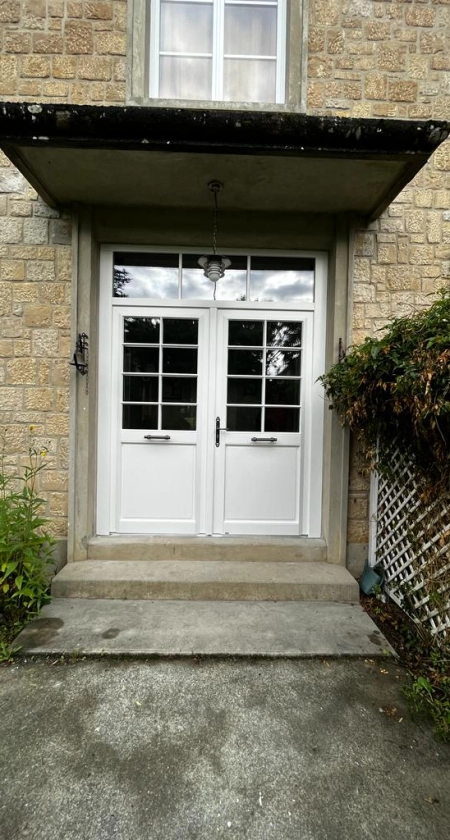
[87, 536, 328, 563]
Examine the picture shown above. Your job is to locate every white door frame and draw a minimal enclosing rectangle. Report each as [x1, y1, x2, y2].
[97, 245, 327, 537]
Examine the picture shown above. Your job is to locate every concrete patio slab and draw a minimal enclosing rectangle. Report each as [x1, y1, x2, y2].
[14, 599, 394, 657]
[1, 658, 449, 840]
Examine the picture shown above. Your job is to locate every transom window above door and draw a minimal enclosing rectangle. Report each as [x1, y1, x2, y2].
[149, 0, 286, 103]
[113, 253, 314, 302]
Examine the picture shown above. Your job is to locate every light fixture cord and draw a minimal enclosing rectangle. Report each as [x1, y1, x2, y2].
[212, 187, 219, 256]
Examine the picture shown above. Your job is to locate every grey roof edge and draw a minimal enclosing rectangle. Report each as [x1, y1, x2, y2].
[0, 101, 449, 159]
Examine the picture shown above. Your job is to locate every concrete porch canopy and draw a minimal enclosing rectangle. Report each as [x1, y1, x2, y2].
[0, 102, 448, 221]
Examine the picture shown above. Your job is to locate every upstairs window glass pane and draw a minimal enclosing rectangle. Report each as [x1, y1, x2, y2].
[224, 5, 277, 56]
[151, 0, 285, 104]
[160, 2, 213, 53]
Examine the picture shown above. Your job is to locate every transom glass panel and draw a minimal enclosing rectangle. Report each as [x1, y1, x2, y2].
[150, 0, 285, 104]
[114, 253, 315, 302]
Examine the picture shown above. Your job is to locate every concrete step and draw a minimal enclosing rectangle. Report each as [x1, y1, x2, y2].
[52, 560, 358, 602]
[87, 536, 327, 563]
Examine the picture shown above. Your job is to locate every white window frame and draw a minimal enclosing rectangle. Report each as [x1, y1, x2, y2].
[148, 0, 287, 105]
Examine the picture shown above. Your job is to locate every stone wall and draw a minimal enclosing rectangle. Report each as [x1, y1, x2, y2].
[0, 0, 127, 536]
[0, 0, 127, 103]
[306, 0, 450, 555]
[1, 0, 449, 552]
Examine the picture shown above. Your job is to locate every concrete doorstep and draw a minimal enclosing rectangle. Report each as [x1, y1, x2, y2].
[15, 599, 394, 658]
[50, 560, 360, 602]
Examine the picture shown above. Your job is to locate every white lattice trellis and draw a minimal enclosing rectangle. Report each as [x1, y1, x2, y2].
[369, 452, 450, 639]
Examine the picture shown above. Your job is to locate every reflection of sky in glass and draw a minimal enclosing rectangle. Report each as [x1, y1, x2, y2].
[182, 268, 247, 301]
[113, 257, 315, 302]
[114, 266, 178, 298]
[250, 270, 314, 302]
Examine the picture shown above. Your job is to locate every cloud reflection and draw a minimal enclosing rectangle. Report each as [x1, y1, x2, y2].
[114, 266, 179, 298]
[251, 270, 314, 302]
[183, 268, 247, 301]
[114, 258, 315, 303]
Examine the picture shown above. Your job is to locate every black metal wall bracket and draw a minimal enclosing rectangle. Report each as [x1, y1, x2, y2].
[69, 332, 89, 376]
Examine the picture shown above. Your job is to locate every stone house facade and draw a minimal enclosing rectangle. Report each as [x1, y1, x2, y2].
[0, 0, 449, 572]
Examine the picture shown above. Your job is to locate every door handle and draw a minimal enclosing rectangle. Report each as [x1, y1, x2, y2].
[144, 434, 171, 440]
[215, 416, 228, 447]
[251, 437, 277, 443]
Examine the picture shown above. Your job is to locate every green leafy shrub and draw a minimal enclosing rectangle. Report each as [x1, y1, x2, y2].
[0, 436, 53, 626]
[320, 289, 450, 501]
[364, 595, 450, 741]
[403, 648, 450, 742]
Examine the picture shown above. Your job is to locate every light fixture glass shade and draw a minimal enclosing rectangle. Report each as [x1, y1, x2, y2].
[198, 255, 231, 283]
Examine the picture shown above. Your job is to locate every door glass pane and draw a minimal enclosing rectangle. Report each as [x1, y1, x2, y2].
[123, 376, 159, 402]
[251, 257, 315, 302]
[227, 378, 262, 405]
[265, 408, 300, 433]
[266, 379, 300, 405]
[223, 58, 276, 103]
[123, 404, 158, 430]
[124, 347, 159, 373]
[124, 317, 160, 343]
[162, 377, 197, 403]
[227, 406, 261, 432]
[229, 321, 263, 346]
[224, 6, 277, 56]
[267, 321, 302, 347]
[266, 350, 301, 377]
[163, 347, 198, 373]
[162, 405, 197, 430]
[160, 2, 213, 54]
[123, 347, 159, 373]
[160, 56, 212, 100]
[163, 318, 198, 345]
[115, 256, 178, 299]
[228, 349, 263, 376]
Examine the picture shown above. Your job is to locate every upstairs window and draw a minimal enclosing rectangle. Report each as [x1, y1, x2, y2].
[149, 0, 286, 104]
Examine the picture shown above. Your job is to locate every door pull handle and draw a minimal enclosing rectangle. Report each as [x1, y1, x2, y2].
[144, 435, 171, 440]
[251, 437, 277, 443]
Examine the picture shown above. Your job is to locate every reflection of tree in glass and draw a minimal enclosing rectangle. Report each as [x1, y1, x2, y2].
[114, 266, 131, 297]
[267, 321, 302, 347]
[266, 350, 301, 377]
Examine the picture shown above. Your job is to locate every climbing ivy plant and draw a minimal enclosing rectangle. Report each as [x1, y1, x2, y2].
[320, 289, 450, 502]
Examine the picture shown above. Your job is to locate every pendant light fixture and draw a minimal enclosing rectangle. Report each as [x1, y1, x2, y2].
[198, 180, 231, 284]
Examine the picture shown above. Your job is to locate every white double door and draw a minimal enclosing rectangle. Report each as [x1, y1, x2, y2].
[103, 304, 320, 536]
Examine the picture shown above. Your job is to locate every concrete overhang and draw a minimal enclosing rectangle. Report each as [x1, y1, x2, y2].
[1, 102, 448, 222]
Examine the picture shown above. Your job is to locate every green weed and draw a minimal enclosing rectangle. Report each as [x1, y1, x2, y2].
[0, 431, 53, 629]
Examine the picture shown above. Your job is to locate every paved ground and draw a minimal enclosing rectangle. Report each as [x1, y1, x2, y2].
[1, 657, 449, 840]
[14, 599, 393, 657]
